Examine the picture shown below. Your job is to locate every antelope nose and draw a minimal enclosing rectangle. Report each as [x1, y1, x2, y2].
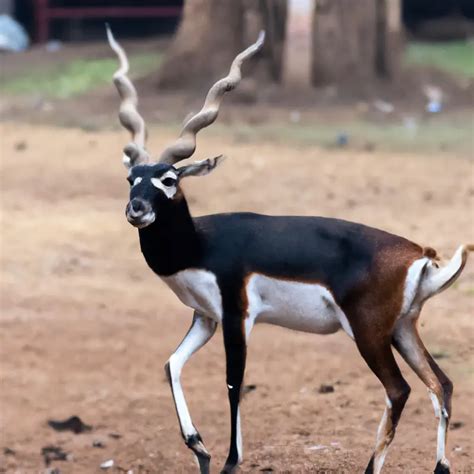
[130, 198, 146, 214]
[127, 198, 151, 218]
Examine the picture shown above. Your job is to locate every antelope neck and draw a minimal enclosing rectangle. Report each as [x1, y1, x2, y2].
[138, 195, 201, 276]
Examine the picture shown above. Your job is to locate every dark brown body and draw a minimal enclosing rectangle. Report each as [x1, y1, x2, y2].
[137, 194, 469, 474]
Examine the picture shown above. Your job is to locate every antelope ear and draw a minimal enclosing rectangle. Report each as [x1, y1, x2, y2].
[176, 155, 226, 178]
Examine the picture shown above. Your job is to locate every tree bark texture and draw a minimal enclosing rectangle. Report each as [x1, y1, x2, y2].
[311, 0, 401, 86]
[158, 0, 401, 91]
[157, 0, 287, 89]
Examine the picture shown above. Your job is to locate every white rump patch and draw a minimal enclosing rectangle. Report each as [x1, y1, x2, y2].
[401, 245, 470, 320]
[401, 257, 429, 318]
[162, 269, 223, 323]
[420, 245, 466, 300]
[244, 274, 352, 337]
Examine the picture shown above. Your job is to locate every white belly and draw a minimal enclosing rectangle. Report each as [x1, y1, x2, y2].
[161, 270, 354, 338]
[246, 274, 353, 337]
[161, 269, 223, 323]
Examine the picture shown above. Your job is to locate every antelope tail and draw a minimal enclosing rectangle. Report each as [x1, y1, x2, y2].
[419, 244, 474, 301]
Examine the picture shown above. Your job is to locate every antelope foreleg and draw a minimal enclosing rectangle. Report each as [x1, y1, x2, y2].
[165, 313, 217, 473]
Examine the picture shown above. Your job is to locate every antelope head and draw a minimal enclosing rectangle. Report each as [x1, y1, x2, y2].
[106, 25, 265, 229]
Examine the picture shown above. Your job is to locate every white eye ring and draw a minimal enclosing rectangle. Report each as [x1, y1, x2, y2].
[133, 177, 142, 186]
[161, 170, 178, 183]
[150, 177, 177, 199]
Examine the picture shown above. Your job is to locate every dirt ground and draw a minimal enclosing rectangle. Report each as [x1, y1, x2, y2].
[0, 120, 473, 474]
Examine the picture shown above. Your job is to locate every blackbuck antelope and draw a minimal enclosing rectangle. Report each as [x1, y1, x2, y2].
[106, 26, 472, 474]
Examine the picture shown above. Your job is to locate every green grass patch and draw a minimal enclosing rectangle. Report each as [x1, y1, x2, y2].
[405, 41, 474, 78]
[213, 115, 473, 155]
[1, 53, 161, 99]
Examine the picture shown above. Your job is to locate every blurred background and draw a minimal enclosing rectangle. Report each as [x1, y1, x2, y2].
[0, 0, 473, 152]
[1, 1, 473, 473]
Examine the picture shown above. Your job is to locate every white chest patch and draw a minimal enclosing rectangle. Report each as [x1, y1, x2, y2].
[161, 269, 223, 322]
[245, 274, 353, 337]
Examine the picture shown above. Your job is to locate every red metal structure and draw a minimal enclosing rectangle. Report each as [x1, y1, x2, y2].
[33, 1, 182, 43]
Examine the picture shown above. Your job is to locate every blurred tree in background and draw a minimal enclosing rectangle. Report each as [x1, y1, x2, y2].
[158, 0, 402, 91]
[157, 0, 287, 89]
[312, 0, 401, 86]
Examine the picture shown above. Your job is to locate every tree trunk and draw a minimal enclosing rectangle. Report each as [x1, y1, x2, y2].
[157, 0, 287, 90]
[375, 0, 402, 79]
[157, 0, 243, 89]
[260, 0, 288, 81]
[283, 0, 313, 88]
[311, 0, 401, 87]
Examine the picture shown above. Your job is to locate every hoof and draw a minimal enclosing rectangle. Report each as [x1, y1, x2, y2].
[186, 433, 211, 474]
[220, 464, 238, 474]
[365, 455, 375, 474]
[434, 461, 450, 474]
[196, 454, 210, 474]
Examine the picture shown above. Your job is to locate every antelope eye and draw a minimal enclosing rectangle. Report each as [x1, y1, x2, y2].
[127, 176, 133, 185]
[162, 177, 176, 187]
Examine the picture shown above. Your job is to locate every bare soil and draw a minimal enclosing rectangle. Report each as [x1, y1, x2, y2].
[0, 122, 473, 473]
